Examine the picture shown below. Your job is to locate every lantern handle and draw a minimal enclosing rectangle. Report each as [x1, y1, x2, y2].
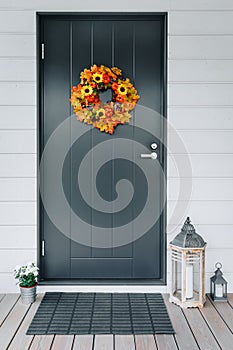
[215, 262, 222, 269]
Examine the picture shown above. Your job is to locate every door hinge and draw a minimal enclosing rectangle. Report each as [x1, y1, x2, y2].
[41, 43, 45, 60]
[41, 240, 45, 256]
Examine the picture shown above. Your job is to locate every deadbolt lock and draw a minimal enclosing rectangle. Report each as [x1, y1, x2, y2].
[151, 143, 158, 150]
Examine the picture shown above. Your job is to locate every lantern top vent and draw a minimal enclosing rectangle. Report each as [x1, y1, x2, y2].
[210, 263, 228, 285]
[170, 217, 206, 248]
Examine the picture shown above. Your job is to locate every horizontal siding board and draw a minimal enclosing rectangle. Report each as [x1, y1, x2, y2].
[168, 107, 233, 130]
[0, 249, 36, 273]
[0, 202, 36, 225]
[167, 225, 233, 250]
[0, 82, 35, 105]
[168, 178, 233, 200]
[168, 200, 233, 224]
[169, 60, 233, 82]
[168, 154, 233, 178]
[0, 0, 171, 11]
[0, 226, 36, 248]
[0, 106, 36, 129]
[0, 59, 35, 81]
[169, 83, 233, 106]
[0, 34, 35, 57]
[1, 0, 233, 10]
[0, 11, 35, 33]
[169, 12, 233, 35]
[0, 178, 36, 200]
[0, 130, 36, 153]
[168, 130, 233, 154]
[170, 0, 233, 10]
[0, 154, 36, 177]
[206, 250, 233, 274]
[169, 36, 233, 59]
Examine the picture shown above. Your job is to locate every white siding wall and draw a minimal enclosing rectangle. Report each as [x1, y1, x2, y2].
[0, 0, 233, 293]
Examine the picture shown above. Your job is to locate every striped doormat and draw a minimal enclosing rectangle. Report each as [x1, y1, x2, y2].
[27, 292, 174, 335]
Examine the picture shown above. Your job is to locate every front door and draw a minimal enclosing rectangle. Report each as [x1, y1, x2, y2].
[39, 14, 167, 282]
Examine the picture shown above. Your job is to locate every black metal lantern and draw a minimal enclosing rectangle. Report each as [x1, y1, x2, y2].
[210, 263, 228, 302]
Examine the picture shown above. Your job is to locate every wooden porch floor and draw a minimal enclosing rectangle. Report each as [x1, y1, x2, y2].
[0, 293, 233, 350]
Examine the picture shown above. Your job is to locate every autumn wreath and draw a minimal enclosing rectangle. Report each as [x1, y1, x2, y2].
[70, 64, 140, 134]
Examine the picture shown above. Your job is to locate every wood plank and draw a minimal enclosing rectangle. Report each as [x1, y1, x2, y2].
[168, 201, 233, 226]
[162, 295, 199, 350]
[0, 0, 170, 11]
[0, 297, 30, 350]
[208, 295, 233, 333]
[73, 335, 93, 350]
[29, 335, 54, 350]
[8, 294, 44, 350]
[169, 11, 233, 35]
[1, 0, 233, 11]
[51, 335, 74, 350]
[0, 178, 36, 201]
[168, 107, 233, 131]
[0, 59, 35, 81]
[155, 335, 177, 350]
[0, 154, 36, 177]
[0, 249, 36, 273]
[0, 294, 19, 326]
[169, 60, 233, 83]
[115, 335, 135, 350]
[168, 154, 233, 179]
[0, 226, 36, 249]
[134, 335, 157, 350]
[0, 106, 36, 130]
[169, 83, 233, 107]
[227, 293, 233, 308]
[0, 11, 35, 33]
[0, 294, 5, 302]
[94, 335, 113, 350]
[0, 35, 35, 57]
[0, 82, 35, 105]
[169, 130, 233, 155]
[169, 36, 233, 60]
[0, 130, 35, 154]
[0, 202, 36, 225]
[168, 178, 233, 202]
[200, 297, 233, 349]
[170, 0, 233, 11]
[183, 307, 221, 349]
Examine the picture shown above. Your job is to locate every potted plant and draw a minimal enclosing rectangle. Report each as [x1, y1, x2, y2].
[13, 262, 39, 304]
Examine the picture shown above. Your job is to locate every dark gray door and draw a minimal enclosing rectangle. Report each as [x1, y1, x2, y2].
[39, 14, 167, 282]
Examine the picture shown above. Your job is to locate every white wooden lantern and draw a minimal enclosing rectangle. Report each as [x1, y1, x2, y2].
[169, 217, 207, 309]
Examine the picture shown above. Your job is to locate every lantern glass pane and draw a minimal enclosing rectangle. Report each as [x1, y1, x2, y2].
[188, 251, 201, 301]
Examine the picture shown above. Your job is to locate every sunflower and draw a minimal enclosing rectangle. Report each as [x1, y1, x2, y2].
[96, 108, 106, 119]
[93, 73, 103, 84]
[117, 84, 128, 95]
[81, 85, 93, 96]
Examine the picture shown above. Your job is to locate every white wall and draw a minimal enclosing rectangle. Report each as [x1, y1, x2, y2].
[0, 0, 233, 293]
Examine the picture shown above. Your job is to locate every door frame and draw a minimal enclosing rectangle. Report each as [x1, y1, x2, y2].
[37, 12, 167, 285]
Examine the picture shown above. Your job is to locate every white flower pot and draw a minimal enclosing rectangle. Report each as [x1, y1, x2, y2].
[20, 284, 37, 304]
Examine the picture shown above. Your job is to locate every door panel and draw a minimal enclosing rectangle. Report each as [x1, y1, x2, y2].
[39, 14, 167, 281]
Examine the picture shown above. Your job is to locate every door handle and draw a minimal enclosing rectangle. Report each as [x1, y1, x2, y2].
[141, 152, 157, 160]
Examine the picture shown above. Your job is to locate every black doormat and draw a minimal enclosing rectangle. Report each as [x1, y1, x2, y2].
[27, 292, 174, 335]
